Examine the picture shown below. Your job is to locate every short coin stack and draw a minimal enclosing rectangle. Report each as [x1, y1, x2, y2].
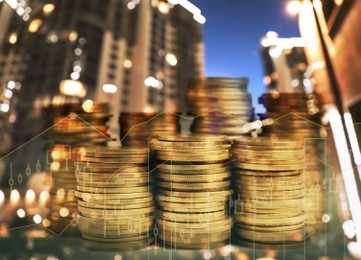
[43, 102, 111, 234]
[151, 134, 232, 249]
[259, 92, 326, 234]
[75, 146, 154, 251]
[231, 136, 309, 249]
[187, 77, 253, 136]
[119, 112, 180, 147]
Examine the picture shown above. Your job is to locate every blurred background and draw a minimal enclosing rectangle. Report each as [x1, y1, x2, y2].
[0, 0, 361, 259]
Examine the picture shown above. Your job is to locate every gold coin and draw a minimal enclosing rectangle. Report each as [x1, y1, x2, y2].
[156, 134, 227, 142]
[156, 152, 230, 162]
[233, 169, 302, 177]
[234, 212, 306, 226]
[157, 172, 230, 183]
[235, 162, 304, 171]
[156, 210, 228, 223]
[75, 191, 152, 202]
[78, 205, 154, 218]
[158, 200, 225, 209]
[157, 180, 230, 190]
[158, 163, 226, 172]
[76, 185, 150, 193]
[159, 190, 233, 198]
[78, 199, 153, 209]
[79, 215, 153, 224]
[81, 238, 153, 251]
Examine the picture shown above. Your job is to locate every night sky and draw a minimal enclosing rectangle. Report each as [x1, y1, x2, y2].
[193, 0, 300, 113]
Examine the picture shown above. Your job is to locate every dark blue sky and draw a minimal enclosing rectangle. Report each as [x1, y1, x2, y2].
[193, 0, 300, 112]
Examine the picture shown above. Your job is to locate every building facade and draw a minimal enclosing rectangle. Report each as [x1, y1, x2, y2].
[0, 0, 204, 151]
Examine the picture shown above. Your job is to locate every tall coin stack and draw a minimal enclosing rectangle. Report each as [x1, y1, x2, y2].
[231, 136, 309, 249]
[119, 112, 180, 147]
[75, 146, 154, 251]
[259, 92, 325, 234]
[187, 77, 253, 136]
[43, 102, 111, 234]
[151, 135, 233, 249]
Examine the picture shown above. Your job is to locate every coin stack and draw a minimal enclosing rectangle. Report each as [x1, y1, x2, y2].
[43, 102, 111, 234]
[187, 77, 253, 136]
[75, 146, 154, 251]
[231, 136, 309, 249]
[151, 134, 233, 249]
[259, 92, 325, 234]
[119, 112, 180, 147]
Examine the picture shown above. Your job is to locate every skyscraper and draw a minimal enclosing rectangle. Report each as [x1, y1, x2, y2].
[0, 0, 204, 182]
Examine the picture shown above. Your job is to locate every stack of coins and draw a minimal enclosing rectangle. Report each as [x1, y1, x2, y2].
[151, 134, 232, 249]
[43, 102, 111, 234]
[259, 92, 326, 234]
[75, 146, 154, 251]
[187, 77, 253, 136]
[119, 112, 180, 147]
[231, 136, 309, 249]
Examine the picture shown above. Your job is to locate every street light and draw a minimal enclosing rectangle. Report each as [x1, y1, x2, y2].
[287, 0, 301, 15]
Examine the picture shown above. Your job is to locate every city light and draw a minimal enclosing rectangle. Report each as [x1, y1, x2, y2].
[74, 48, 82, 56]
[158, 1, 170, 14]
[287, 1, 301, 15]
[28, 19, 43, 33]
[59, 79, 86, 97]
[7, 81, 16, 89]
[5, 0, 18, 9]
[165, 53, 178, 66]
[313, 0, 322, 11]
[261, 37, 306, 48]
[343, 220, 357, 239]
[168, 0, 206, 24]
[3, 89, 13, 99]
[328, 107, 361, 244]
[70, 71, 80, 80]
[127, 2, 135, 10]
[82, 99, 94, 113]
[42, 219, 51, 227]
[48, 33, 58, 43]
[0, 190, 4, 206]
[0, 103, 10, 113]
[102, 83, 118, 93]
[16, 209, 26, 218]
[124, 59, 132, 69]
[25, 189, 36, 204]
[33, 214, 42, 224]
[69, 31, 78, 42]
[266, 31, 278, 39]
[193, 13, 206, 24]
[344, 113, 361, 176]
[59, 207, 70, 217]
[8, 32, 17, 44]
[10, 189, 20, 204]
[144, 77, 163, 89]
[73, 65, 82, 73]
[22, 14, 29, 21]
[16, 7, 24, 16]
[43, 3, 55, 15]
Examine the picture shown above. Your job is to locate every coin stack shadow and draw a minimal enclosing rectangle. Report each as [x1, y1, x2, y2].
[43, 102, 111, 235]
[75, 146, 154, 251]
[119, 112, 180, 147]
[151, 134, 233, 249]
[187, 77, 253, 137]
[231, 136, 309, 249]
[258, 92, 326, 234]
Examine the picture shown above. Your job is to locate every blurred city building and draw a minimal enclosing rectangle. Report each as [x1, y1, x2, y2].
[260, 33, 311, 93]
[0, 0, 204, 160]
[0, 0, 204, 184]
